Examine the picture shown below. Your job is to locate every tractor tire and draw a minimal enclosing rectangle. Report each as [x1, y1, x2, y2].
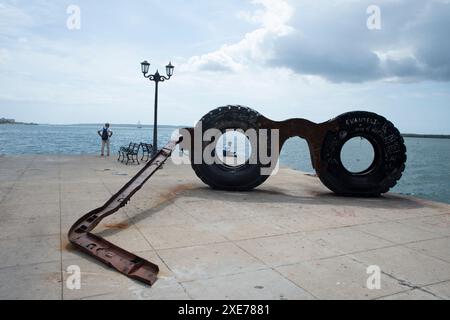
[318, 111, 407, 196]
[191, 105, 272, 191]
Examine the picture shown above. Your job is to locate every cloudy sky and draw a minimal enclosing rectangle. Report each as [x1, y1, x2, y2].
[0, 0, 449, 133]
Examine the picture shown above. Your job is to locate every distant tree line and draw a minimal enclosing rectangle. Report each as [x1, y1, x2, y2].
[402, 133, 450, 139]
[0, 118, 37, 125]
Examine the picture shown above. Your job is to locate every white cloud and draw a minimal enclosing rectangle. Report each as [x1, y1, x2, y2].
[269, 0, 450, 82]
[186, 0, 450, 83]
[185, 0, 293, 72]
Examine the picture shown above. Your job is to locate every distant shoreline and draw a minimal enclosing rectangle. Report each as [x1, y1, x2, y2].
[402, 134, 450, 139]
[1, 122, 449, 138]
[0, 122, 37, 126]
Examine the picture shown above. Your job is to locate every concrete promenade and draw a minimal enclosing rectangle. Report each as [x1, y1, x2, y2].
[0, 155, 449, 300]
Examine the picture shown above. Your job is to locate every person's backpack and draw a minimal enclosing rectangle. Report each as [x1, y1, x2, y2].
[101, 128, 109, 141]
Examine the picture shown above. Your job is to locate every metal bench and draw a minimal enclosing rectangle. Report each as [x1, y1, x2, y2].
[140, 142, 153, 162]
[117, 142, 132, 162]
[118, 142, 140, 165]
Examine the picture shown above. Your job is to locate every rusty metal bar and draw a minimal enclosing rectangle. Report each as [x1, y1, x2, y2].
[68, 137, 182, 285]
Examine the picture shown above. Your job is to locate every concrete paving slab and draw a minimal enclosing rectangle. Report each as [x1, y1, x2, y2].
[237, 233, 340, 267]
[0, 189, 8, 203]
[60, 200, 106, 218]
[182, 268, 316, 300]
[0, 215, 60, 240]
[374, 201, 449, 221]
[0, 169, 24, 179]
[311, 205, 387, 226]
[0, 235, 60, 268]
[60, 189, 111, 203]
[139, 223, 228, 250]
[126, 203, 199, 228]
[207, 217, 290, 241]
[377, 289, 441, 300]
[0, 180, 15, 190]
[304, 227, 395, 255]
[0, 262, 61, 300]
[173, 196, 251, 222]
[13, 181, 59, 193]
[399, 214, 450, 237]
[355, 221, 439, 244]
[405, 237, 450, 263]
[276, 255, 409, 300]
[83, 278, 191, 300]
[158, 242, 266, 282]
[20, 171, 60, 182]
[1, 188, 60, 206]
[352, 246, 450, 287]
[0, 202, 60, 220]
[267, 211, 343, 232]
[423, 280, 450, 299]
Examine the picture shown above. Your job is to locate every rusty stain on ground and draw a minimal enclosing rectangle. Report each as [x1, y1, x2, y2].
[157, 271, 170, 278]
[61, 239, 75, 252]
[153, 183, 196, 208]
[332, 208, 356, 217]
[104, 222, 129, 230]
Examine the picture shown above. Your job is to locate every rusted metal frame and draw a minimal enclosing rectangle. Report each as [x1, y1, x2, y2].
[257, 116, 339, 171]
[68, 136, 182, 286]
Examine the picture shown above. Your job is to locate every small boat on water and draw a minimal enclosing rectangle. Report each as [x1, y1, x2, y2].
[137, 121, 142, 129]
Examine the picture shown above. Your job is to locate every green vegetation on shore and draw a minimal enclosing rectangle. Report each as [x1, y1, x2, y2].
[0, 118, 37, 125]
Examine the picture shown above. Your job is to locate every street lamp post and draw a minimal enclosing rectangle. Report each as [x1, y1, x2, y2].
[140, 60, 174, 156]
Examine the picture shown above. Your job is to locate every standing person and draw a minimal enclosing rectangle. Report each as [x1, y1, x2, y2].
[97, 123, 113, 157]
[223, 141, 232, 157]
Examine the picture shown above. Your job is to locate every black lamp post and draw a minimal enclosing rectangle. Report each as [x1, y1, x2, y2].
[140, 60, 174, 155]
